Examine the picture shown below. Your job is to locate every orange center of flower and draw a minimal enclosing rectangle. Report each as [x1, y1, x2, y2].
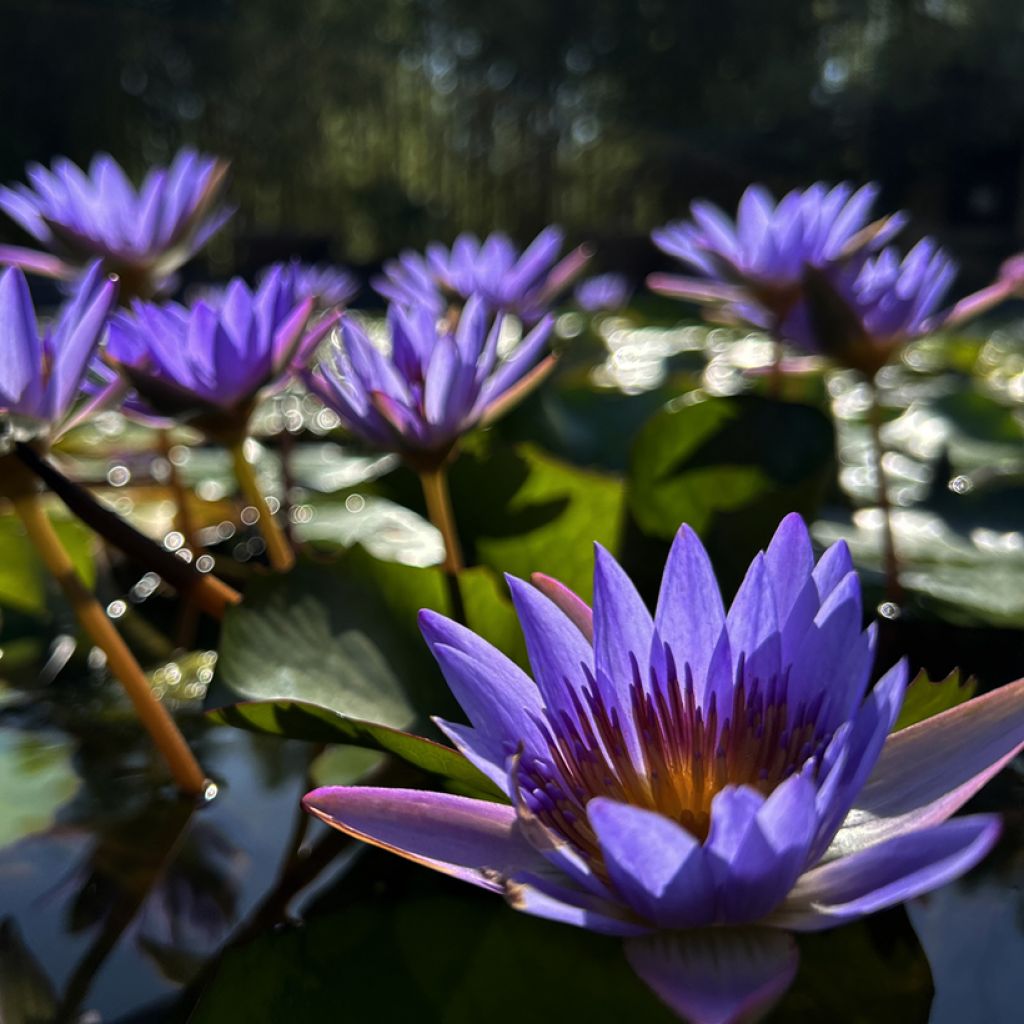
[514, 655, 827, 860]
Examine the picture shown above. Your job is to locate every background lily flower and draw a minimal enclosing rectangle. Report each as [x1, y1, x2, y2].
[103, 265, 337, 436]
[648, 182, 905, 329]
[575, 272, 632, 313]
[0, 262, 117, 441]
[373, 226, 591, 323]
[0, 149, 232, 299]
[261, 259, 359, 312]
[306, 295, 554, 460]
[781, 238, 957, 376]
[304, 513, 1024, 1023]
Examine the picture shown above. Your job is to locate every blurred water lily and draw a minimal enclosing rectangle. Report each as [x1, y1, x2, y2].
[649, 182, 905, 329]
[103, 265, 337, 436]
[261, 259, 359, 312]
[575, 272, 632, 312]
[784, 238, 957, 376]
[0, 262, 117, 442]
[307, 295, 554, 460]
[373, 226, 591, 322]
[0, 149, 232, 299]
[305, 513, 1024, 1023]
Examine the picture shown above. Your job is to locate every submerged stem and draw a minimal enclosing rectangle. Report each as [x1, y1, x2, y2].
[13, 493, 207, 796]
[867, 382, 903, 605]
[230, 439, 294, 573]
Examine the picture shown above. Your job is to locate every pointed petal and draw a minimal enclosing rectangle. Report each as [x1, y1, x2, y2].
[829, 676, 1024, 857]
[302, 787, 545, 891]
[625, 929, 799, 1024]
[0, 267, 40, 410]
[705, 773, 818, 923]
[588, 798, 715, 928]
[50, 262, 118, 417]
[725, 552, 781, 686]
[592, 544, 653, 745]
[530, 573, 593, 642]
[418, 609, 547, 784]
[774, 814, 1001, 931]
[654, 525, 725, 688]
[506, 574, 593, 720]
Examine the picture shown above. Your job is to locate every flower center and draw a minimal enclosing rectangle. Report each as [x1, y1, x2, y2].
[515, 651, 829, 865]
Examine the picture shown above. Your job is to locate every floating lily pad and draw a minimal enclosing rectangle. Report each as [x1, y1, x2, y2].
[207, 700, 501, 800]
[0, 728, 80, 849]
[629, 394, 835, 589]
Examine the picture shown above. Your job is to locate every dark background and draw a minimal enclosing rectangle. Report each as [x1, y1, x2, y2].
[5, 0, 1024, 288]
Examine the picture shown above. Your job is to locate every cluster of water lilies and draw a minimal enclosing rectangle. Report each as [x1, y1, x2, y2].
[2, 149, 1024, 1024]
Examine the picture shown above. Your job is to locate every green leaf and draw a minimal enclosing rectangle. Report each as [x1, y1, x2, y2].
[187, 858, 676, 1024]
[449, 440, 625, 600]
[206, 700, 503, 800]
[309, 745, 387, 787]
[893, 668, 977, 732]
[0, 728, 80, 850]
[629, 394, 835, 589]
[356, 438, 625, 601]
[211, 560, 420, 730]
[0, 512, 96, 617]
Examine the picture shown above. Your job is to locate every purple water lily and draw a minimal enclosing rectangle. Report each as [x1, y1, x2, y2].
[261, 259, 359, 312]
[374, 226, 591, 323]
[304, 513, 1024, 1023]
[575, 272, 632, 313]
[306, 296, 554, 459]
[0, 149, 232, 298]
[103, 266, 338, 435]
[649, 182, 906, 329]
[781, 238, 956, 376]
[0, 262, 117, 439]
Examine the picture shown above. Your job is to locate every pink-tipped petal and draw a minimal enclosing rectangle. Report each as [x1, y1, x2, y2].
[303, 787, 545, 892]
[829, 676, 1024, 857]
[773, 814, 1001, 931]
[530, 572, 594, 642]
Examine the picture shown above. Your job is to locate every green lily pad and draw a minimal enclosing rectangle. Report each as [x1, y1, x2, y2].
[206, 700, 502, 800]
[0, 728, 80, 849]
[629, 394, 835, 590]
[0, 513, 96, 618]
[211, 559, 421, 731]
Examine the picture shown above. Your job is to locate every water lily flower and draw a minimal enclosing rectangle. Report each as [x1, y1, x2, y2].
[306, 295, 554, 461]
[304, 513, 1024, 1023]
[0, 149, 232, 299]
[648, 182, 905, 329]
[0, 262, 117, 442]
[261, 259, 359, 312]
[374, 226, 591, 323]
[103, 265, 338, 437]
[782, 238, 957, 376]
[575, 272, 632, 313]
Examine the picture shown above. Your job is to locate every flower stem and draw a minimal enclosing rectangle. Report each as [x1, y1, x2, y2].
[419, 464, 466, 623]
[157, 428, 199, 552]
[230, 439, 294, 573]
[13, 441, 240, 620]
[12, 492, 207, 796]
[867, 383, 903, 605]
[419, 464, 464, 574]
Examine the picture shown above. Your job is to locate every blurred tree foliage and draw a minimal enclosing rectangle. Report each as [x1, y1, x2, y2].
[2, 0, 1024, 275]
